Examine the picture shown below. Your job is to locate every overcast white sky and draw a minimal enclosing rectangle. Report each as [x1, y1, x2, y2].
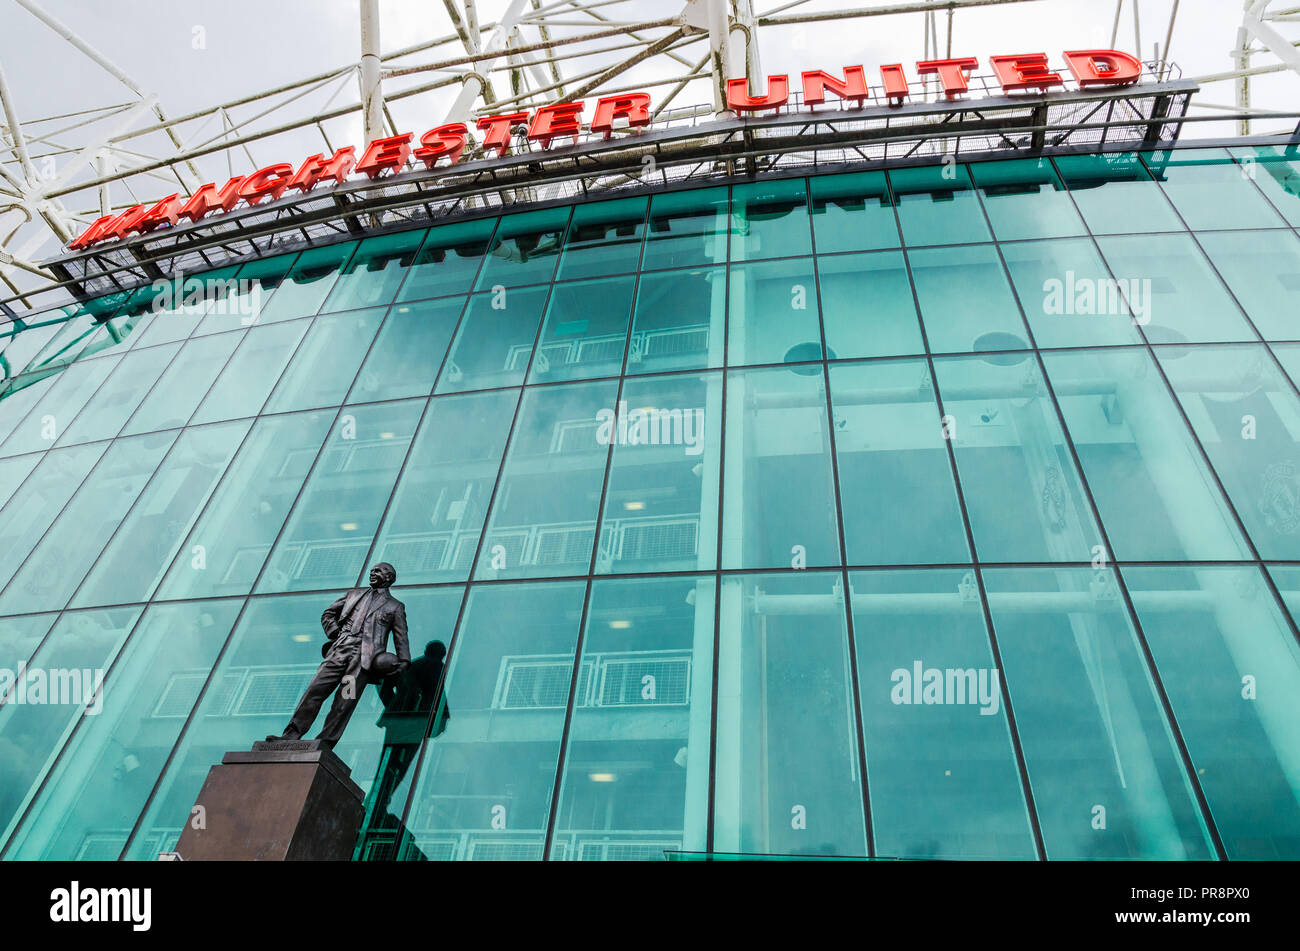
[1, 0, 1296, 269]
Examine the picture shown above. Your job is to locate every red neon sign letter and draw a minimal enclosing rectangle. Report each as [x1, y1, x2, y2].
[990, 53, 1064, 92]
[414, 124, 468, 168]
[240, 164, 296, 205]
[915, 57, 979, 98]
[529, 102, 585, 147]
[727, 75, 789, 112]
[355, 133, 414, 179]
[177, 177, 245, 224]
[801, 67, 869, 106]
[1063, 49, 1143, 87]
[288, 148, 356, 193]
[879, 64, 910, 102]
[591, 93, 651, 135]
[477, 112, 530, 156]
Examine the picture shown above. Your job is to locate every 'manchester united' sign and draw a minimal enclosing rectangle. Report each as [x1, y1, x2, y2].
[68, 49, 1143, 252]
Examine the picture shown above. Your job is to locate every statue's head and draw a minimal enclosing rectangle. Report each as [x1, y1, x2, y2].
[369, 562, 397, 588]
[425, 640, 447, 660]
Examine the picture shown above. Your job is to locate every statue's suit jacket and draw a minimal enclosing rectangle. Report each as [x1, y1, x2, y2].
[321, 587, 410, 673]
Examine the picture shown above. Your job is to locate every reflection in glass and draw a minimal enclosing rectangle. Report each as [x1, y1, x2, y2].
[933, 354, 1101, 562]
[398, 581, 585, 860]
[829, 360, 968, 565]
[475, 379, 617, 580]
[721, 366, 841, 569]
[550, 576, 715, 859]
[594, 373, 720, 574]
[850, 568, 1034, 859]
[986, 566, 1214, 859]
[1124, 565, 1300, 859]
[370, 389, 517, 584]
[715, 571, 867, 857]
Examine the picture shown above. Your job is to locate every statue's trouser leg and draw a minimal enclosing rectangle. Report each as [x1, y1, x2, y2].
[284, 645, 353, 738]
[317, 648, 371, 744]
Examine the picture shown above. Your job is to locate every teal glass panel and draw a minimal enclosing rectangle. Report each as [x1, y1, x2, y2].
[817, 251, 924, 360]
[850, 568, 1035, 859]
[527, 276, 635, 384]
[0, 453, 38, 508]
[256, 399, 423, 593]
[0, 319, 65, 377]
[889, 164, 990, 245]
[398, 581, 586, 861]
[727, 257, 822, 366]
[0, 612, 57, 670]
[1123, 565, 1300, 859]
[594, 372, 721, 574]
[549, 575, 716, 859]
[1195, 230, 1300, 341]
[555, 196, 647, 281]
[1042, 348, 1248, 561]
[253, 242, 357, 323]
[933, 354, 1102, 561]
[434, 285, 549, 394]
[730, 179, 812, 261]
[1053, 152, 1184, 235]
[1095, 234, 1255, 344]
[263, 307, 384, 413]
[129, 268, 239, 349]
[370, 389, 517, 584]
[908, 244, 1029, 354]
[155, 410, 334, 599]
[0, 432, 174, 615]
[1143, 148, 1286, 230]
[396, 217, 496, 302]
[640, 187, 729, 271]
[475, 379, 617, 580]
[715, 571, 867, 857]
[0, 442, 107, 593]
[348, 297, 463, 403]
[970, 158, 1086, 240]
[0, 373, 57, 446]
[474, 207, 570, 291]
[122, 329, 244, 435]
[71, 420, 251, 608]
[809, 170, 900, 254]
[321, 229, 426, 314]
[1000, 238, 1143, 348]
[53, 342, 181, 447]
[190, 318, 308, 424]
[1155, 343, 1300, 559]
[352, 586, 464, 859]
[190, 258, 293, 336]
[627, 267, 723, 375]
[3, 600, 241, 860]
[828, 360, 969, 565]
[721, 365, 841, 569]
[0, 351, 123, 457]
[0, 607, 143, 844]
[986, 566, 1215, 860]
[1229, 145, 1300, 226]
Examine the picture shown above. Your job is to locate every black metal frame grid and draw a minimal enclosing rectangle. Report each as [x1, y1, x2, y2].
[2, 140, 1300, 861]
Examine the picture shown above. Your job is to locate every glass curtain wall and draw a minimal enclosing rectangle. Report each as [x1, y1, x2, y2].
[1, 144, 1300, 861]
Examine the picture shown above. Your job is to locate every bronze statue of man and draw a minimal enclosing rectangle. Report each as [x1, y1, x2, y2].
[267, 562, 410, 750]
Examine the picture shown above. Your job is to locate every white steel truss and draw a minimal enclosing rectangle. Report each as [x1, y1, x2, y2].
[0, 0, 1296, 319]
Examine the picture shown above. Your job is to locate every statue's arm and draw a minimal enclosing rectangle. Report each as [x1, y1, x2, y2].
[321, 595, 347, 640]
[392, 602, 411, 665]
